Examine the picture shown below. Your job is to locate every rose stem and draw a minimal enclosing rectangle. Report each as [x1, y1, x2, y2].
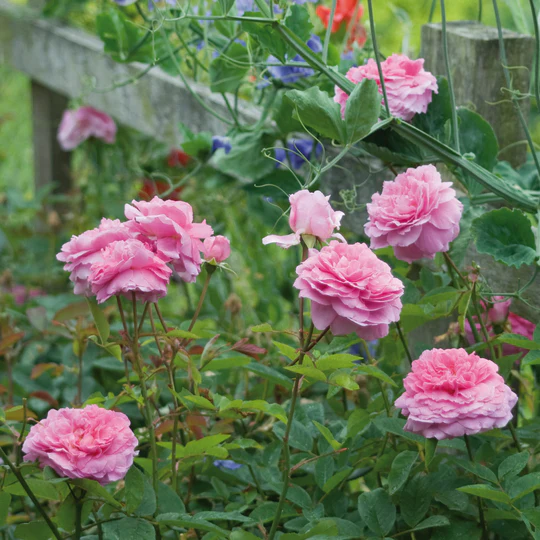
[187, 266, 214, 333]
[464, 434, 488, 538]
[0, 447, 63, 540]
[131, 292, 159, 496]
[395, 321, 412, 367]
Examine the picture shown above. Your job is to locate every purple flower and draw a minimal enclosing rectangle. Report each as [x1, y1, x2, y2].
[213, 459, 243, 470]
[266, 35, 322, 84]
[237, 0, 253, 15]
[275, 137, 323, 169]
[212, 136, 232, 155]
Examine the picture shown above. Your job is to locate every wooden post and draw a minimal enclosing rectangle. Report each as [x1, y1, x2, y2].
[30, 81, 72, 196]
[421, 21, 535, 168]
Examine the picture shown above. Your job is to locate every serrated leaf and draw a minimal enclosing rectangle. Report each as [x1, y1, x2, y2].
[316, 353, 359, 371]
[103, 517, 155, 539]
[388, 451, 418, 495]
[322, 467, 352, 494]
[498, 451, 529, 481]
[125, 466, 145, 514]
[508, 472, 540, 501]
[313, 420, 341, 450]
[286, 365, 326, 382]
[358, 488, 396, 537]
[355, 364, 396, 387]
[412, 515, 450, 531]
[472, 208, 537, 268]
[166, 329, 200, 340]
[424, 439, 438, 468]
[273, 340, 298, 361]
[86, 297, 110, 344]
[251, 323, 273, 333]
[457, 484, 511, 504]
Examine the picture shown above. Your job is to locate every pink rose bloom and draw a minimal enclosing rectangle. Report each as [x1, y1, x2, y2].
[465, 296, 535, 357]
[57, 106, 117, 151]
[395, 348, 517, 440]
[364, 165, 463, 263]
[89, 239, 172, 303]
[125, 197, 213, 283]
[294, 241, 404, 339]
[22, 405, 138, 485]
[203, 236, 231, 263]
[57, 219, 133, 296]
[334, 54, 438, 121]
[263, 190, 344, 249]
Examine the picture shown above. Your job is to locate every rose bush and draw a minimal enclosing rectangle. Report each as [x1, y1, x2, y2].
[2, 0, 540, 539]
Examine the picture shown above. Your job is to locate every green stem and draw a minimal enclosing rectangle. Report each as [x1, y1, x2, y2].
[131, 293, 159, 497]
[74, 492, 83, 540]
[366, 0, 390, 117]
[478, 0, 483, 22]
[492, 0, 540, 178]
[440, 0, 460, 152]
[187, 267, 213, 333]
[529, 0, 540, 112]
[0, 447, 63, 540]
[395, 321, 413, 367]
[322, 0, 337, 64]
[464, 435, 488, 539]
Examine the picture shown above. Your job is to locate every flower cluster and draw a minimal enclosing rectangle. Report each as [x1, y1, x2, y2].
[23, 405, 138, 485]
[395, 348, 517, 439]
[57, 198, 230, 303]
[335, 54, 438, 121]
[57, 106, 117, 151]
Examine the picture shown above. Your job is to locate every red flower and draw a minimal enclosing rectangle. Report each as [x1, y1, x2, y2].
[138, 179, 184, 201]
[316, 0, 364, 33]
[167, 148, 190, 168]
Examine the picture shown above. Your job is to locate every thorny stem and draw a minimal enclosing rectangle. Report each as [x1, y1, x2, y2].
[154, 303, 169, 333]
[464, 435, 488, 539]
[131, 293, 159, 497]
[0, 447, 63, 540]
[395, 321, 412, 367]
[187, 268, 214, 333]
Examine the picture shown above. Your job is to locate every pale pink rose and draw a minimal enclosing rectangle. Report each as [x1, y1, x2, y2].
[125, 197, 213, 283]
[89, 239, 172, 303]
[263, 190, 344, 249]
[22, 405, 138, 485]
[334, 54, 438, 121]
[465, 296, 534, 357]
[203, 236, 231, 263]
[294, 241, 404, 339]
[365, 165, 463, 263]
[57, 106, 117, 151]
[395, 348, 517, 440]
[57, 219, 134, 296]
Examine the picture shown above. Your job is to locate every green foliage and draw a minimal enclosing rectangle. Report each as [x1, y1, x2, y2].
[472, 208, 538, 268]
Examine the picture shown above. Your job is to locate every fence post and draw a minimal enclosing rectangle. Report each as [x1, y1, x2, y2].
[30, 81, 72, 197]
[421, 21, 535, 168]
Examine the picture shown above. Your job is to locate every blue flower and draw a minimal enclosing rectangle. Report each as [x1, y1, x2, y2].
[275, 137, 323, 170]
[265, 35, 322, 84]
[350, 340, 379, 362]
[212, 136, 232, 155]
[213, 459, 243, 470]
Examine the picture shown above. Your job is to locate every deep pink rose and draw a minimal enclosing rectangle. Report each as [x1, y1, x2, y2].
[263, 190, 344, 249]
[395, 348, 517, 440]
[57, 106, 117, 151]
[293, 241, 404, 339]
[365, 165, 463, 263]
[57, 219, 134, 296]
[89, 239, 172, 303]
[125, 197, 213, 283]
[203, 236, 231, 263]
[334, 54, 438, 121]
[22, 405, 138, 485]
[465, 296, 535, 357]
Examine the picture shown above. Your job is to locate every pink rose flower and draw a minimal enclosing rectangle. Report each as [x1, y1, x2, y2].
[203, 236, 231, 263]
[293, 241, 404, 339]
[57, 219, 134, 296]
[263, 190, 344, 249]
[22, 405, 138, 485]
[57, 106, 117, 151]
[465, 296, 535, 357]
[364, 165, 463, 263]
[395, 348, 517, 440]
[125, 197, 213, 283]
[334, 54, 438, 121]
[89, 239, 172, 303]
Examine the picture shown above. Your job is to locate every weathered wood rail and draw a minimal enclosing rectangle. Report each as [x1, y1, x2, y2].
[0, 0, 538, 323]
